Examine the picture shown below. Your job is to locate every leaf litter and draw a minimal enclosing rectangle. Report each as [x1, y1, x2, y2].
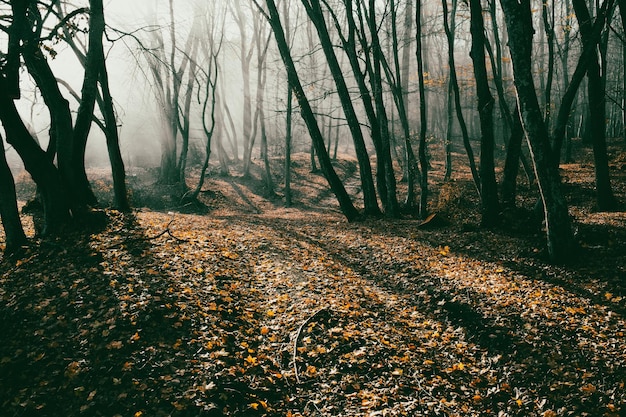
[1, 151, 625, 416]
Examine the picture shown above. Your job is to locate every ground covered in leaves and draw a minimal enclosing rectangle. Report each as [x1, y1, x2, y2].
[1, 148, 626, 416]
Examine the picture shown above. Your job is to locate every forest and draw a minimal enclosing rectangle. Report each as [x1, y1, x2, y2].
[0, 0, 625, 416]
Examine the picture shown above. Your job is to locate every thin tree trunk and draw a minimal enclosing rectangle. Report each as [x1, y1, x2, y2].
[262, 0, 360, 221]
[499, 0, 576, 263]
[285, 87, 293, 207]
[303, 0, 380, 215]
[470, 0, 500, 227]
[0, 80, 70, 235]
[0, 132, 27, 253]
[442, 0, 481, 196]
[501, 105, 525, 208]
[573, 0, 618, 210]
[415, 0, 429, 218]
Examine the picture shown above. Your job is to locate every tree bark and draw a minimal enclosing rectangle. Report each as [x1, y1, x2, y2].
[0, 132, 27, 253]
[499, 0, 576, 263]
[572, 0, 618, 210]
[262, 0, 360, 221]
[0, 76, 70, 235]
[442, 0, 481, 196]
[303, 0, 380, 216]
[470, 0, 500, 226]
[415, 0, 429, 218]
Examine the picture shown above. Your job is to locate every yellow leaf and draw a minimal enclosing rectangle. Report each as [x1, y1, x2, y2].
[581, 384, 596, 393]
[266, 310, 275, 318]
[134, 412, 143, 417]
[423, 359, 434, 366]
[130, 332, 140, 342]
[250, 403, 259, 410]
[260, 327, 270, 335]
[306, 365, 317, 376]
[245, 355, 258, 366]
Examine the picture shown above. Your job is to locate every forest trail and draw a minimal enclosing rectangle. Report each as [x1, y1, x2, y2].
[1, 153, 626, 416]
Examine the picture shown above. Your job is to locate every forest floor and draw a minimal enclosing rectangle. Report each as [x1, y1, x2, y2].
[1, 144, 626, 416]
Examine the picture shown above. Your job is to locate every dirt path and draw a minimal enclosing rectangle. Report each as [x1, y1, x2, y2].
[126, 209, 626, 416]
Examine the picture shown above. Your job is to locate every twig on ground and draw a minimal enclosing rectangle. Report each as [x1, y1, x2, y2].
[292, 307, 329, 384]
[107, 220, 187, 249]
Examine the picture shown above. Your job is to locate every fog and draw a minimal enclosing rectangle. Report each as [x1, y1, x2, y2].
[5, 0, 625, 190]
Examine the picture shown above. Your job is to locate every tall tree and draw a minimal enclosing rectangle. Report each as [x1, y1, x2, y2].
[302, 0, 380, 216]
[442, 0, 481, 195]
[415, 0, 429, 218]
[572, 0, 619, 210]
[257, 0, 361, 221]
[469, 0, 500, 226]
[232, 0, 256, 177]
[499, 0, 576, 262]
[0, 132, 27, 253]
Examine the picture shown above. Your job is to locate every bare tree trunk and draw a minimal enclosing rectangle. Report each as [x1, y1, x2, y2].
[470, 0, 500, 227]
[0, 80, 70, 235]
[499, 0, 576, 263]
[285, 86, 293, 207]
[415, 0, 429, 218]
[442, 0, 481, 196]
[99, 57, 130, 211]
[234, 0, 256, 177]
[304, 0, 380, 215]
[0, 132, 27, 253]
[573, 0, 618, 210]
[261, 0, 360, 221]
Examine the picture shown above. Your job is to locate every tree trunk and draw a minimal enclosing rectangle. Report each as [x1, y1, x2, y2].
[326, 0, 396, 215]
[0, 78, 70, 235]
[263, 0, 360, 221]
[572, 0, 618, 210]
[470, 0, 500, 227]
[304, 0, 380, 215]
[501, 105, 525, 208]
[621, 0, 626, 141]
[99, 56, 130, 211]
[499, 0, 576, 263]
[0, 132, 27, 253]
[235, 0, 255, 177]
[71, 0, 105, 209]
[442, 0, 481, 196]
[415, 0, 429, 218]
[285, 87, 293, 207]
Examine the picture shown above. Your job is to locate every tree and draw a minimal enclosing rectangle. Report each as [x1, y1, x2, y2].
[232, 0, 256, 177]
[257, 0, 360, 221]
[1, 0, 121, 237]
[469, 0, 500, 226]
[572, 0, 619, 210]
[499, 0, 576, 262]
[442, 0, 481, 195]
[0, 132, 27, 253]
[415, 0, 429, 218]
[181, 5, 224, 204]
[324, 0, 399, 216]
[301, 0, 380, 216]
[55, 1, 129, 211]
